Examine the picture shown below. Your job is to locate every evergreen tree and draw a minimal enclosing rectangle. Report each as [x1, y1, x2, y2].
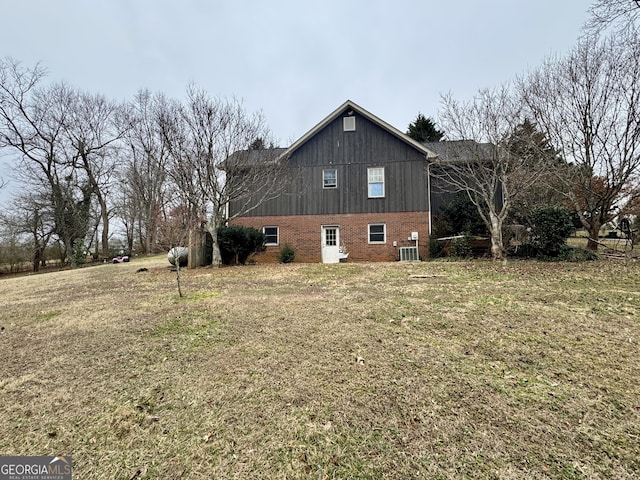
[249, 137, 265, 150]
[508, 119, 558, 167]
[507, 119, 567, 224]
[407, 113, 444, 142]
[439, 192, 487, 236]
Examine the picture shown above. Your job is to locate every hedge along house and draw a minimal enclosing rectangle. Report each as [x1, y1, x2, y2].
[228, 100, 442, 263]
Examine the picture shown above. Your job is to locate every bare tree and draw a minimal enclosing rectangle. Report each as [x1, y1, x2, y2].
[161, 87, 288, 265]
[0, 192, 54, 271]
[0, 219, 30, 273]
[434, 86, 549, 260]
[0, 59, 92, 265]
[64, 90, 126, 259]
[585, 0, 640, 36]
[118, 90, 171, 255]
[158, 94, 204, 233]
[113, 183, 137, 255]
[519, 31, 640, 250]
[158, 198, 193, 298]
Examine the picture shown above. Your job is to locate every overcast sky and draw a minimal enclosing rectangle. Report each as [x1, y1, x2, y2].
[1, 1, 591, 198]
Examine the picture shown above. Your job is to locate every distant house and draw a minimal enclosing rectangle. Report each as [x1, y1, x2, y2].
[228, 100, 469, 263]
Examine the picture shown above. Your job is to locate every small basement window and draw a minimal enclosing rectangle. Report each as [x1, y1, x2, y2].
[343, 116, 356, 131]
[323, 169, 337, 188]
[368, 223, 386, 244]
[263, 226, 279, 246]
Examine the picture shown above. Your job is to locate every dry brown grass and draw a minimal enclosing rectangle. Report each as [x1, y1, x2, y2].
[0, 256, 639, 479]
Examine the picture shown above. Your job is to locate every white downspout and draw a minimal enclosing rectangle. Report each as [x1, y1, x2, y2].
[427, 161, 432, 235]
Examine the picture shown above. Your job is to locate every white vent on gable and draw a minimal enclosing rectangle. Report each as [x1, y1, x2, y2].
[343, 116, 356, 131]
[399, 247, 419, 262]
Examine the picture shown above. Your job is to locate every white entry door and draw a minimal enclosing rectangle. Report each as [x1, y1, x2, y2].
[321, 226, 340, 263]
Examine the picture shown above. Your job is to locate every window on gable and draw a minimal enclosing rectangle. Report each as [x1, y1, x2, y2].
[368, 223, 386, 244]
[323, 169, 337, 189]
[368, 167, 385, 198]
[263, 226, 279, 246]
[343, 116, 356, 131]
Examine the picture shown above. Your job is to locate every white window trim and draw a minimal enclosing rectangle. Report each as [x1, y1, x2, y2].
[367, 167, 385, 198]
[368, 223, 386, 244]
[323, 168, 337, 189]
[263, 226, 279, 246]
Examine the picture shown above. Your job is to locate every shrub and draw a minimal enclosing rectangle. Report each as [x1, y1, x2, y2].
[278, 243, 296, 263]
[450, 235, 473, 259]
[428, 237, 445, 259]
[510, 241, 598, 262]
[556, 245, 599, 262]
[530, 207, 574, 257]
[510, 242, 539, 259]
[217, 226, 265, 265]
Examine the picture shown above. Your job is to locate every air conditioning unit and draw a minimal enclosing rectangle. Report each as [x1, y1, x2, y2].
[399, 246, 419, 262]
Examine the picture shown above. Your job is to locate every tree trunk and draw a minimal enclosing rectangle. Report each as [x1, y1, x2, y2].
[175, 262, 184, 298]
[587, 224, 601, 251]
[127, 229, 134, 256]
[136, 218, 146, 254]
[188, 229, 204, 269]
[489, 212, 506, 261]
[98, 195, 110, 259]
[208, 224, 222, 266]
[31, 211, 41, 272]
[33, 245, 41, 272]
[94, 229, 99, 260]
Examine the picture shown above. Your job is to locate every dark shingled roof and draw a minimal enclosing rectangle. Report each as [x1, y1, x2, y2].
[422, 140, 497, 162]
[222, 147, 288, 169]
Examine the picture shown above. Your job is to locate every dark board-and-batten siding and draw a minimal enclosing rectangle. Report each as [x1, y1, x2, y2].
[233, 110, 430, 217]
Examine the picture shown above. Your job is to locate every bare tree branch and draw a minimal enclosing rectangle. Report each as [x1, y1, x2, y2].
[434, 86, 549, 260]
[0, 59, 93, 264]
[519, 30, 640, 250]
[584, 0, 640, 37]
[118, 90, 172, 255]
[161, 87, 290, 265]
[64, 89, 128, 259]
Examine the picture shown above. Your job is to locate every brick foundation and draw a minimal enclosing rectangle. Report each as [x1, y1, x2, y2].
[231, 212, 430, 263]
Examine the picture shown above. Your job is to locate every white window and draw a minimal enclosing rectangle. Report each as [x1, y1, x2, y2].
[323, 169, 337, 188]
[368, 223, 386, 244]
[343, 116, 356, 131]
[368, 167, 385, 198]
[263, 226, 279, 246]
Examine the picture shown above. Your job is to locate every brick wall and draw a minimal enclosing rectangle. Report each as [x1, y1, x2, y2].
[231, 212, 430, 263]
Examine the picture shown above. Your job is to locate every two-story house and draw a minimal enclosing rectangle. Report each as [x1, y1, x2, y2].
[227, 100, 445, 263]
